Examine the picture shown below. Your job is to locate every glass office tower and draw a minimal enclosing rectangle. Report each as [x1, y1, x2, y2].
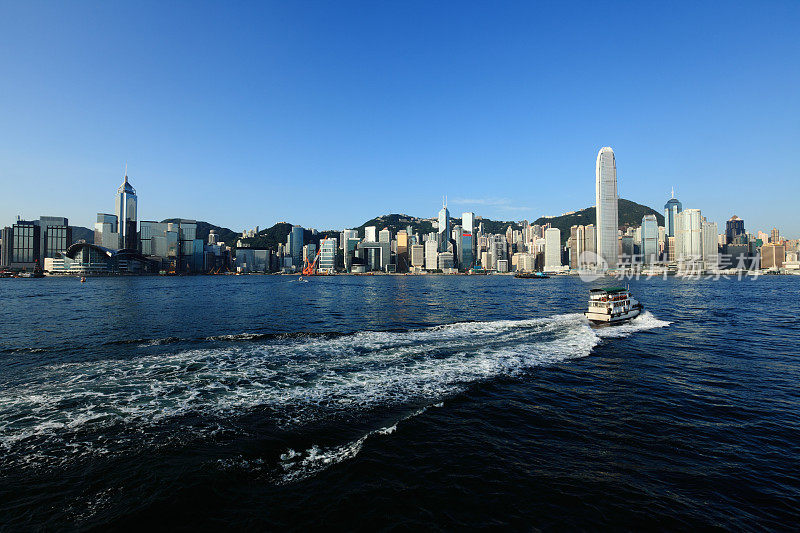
[595, 147, 619, 269]
[115, 173, 138, 250]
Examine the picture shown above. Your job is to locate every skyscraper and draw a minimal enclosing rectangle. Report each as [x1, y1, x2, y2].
[288, 225, 304, 268]
[438, 199, 450, 252]
[544, 227, 561, 271]
[641, 215, 659, 263]
[38, 216, 71, 259]
[115, 170, 138, 250]
[461, 212, 475, 234]
[664, 189, 683, 238]
[595, 147, 618, 269]
[725, 215, 745, 244]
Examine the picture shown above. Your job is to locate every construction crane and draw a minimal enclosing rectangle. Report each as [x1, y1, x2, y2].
[302, 237, 328, 276]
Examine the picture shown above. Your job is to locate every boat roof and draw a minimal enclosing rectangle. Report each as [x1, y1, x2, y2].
[589, 287, 629, 294]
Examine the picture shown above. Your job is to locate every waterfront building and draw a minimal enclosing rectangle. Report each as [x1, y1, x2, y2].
[9, 220, 40, 269]
[364, 226, 377, 242]
[544, 227, 561, 271]
[676, 209, 701, 261]
[459, 232, 474, 270]
[641, 214, 659, 263]
[0, 226, 12, 267]
[140, 220, 203, 272]
[702, 219, 719, 268]
[620, 235, 634, 260]
[424, 239, 438, 270]
[94, 213, 119, 250]
[410, 244, 424, 270]
[289, 225, 304, 268]
[235, 248, 271, 273]
[319, 238, 337, 273]
[489, 234, 507, 270]
[517, 253, 535, 272]
[725, 215, 745, 244]
[357, 241, 391, 271]
[344, 236, 360, 272]
[761, 243, 786, 269]
[396, 230, 409, 272]
[595, 147, 619, 268]
[38, 216, 71, 259]
[303, 243, 317, 264]
[341, 229, 359, 250]
[438, 200, 450, 252]
[664, 189, 682, 238]
[46, 242, 154, 275]
[115, 171, 138, 250]
[438, 251, 454, 270]
[496, 259, 509, 273]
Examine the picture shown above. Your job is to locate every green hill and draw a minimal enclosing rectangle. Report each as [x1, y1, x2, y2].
[228, 198, 663, 252]
[534, 199, 664, 244]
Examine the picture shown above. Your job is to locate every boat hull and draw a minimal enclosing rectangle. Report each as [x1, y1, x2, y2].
[585, 306, 641, 325]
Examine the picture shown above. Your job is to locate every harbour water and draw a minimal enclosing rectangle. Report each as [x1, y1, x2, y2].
[1, 275, 798, 530]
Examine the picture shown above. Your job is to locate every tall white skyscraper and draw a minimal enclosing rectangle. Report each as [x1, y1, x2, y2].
[461, 212, 474, 234]
[544, 227, 561, 271]
[438, 199, 450, 252]
[364, 226, 377, 242]
[595, 147, 618, 269]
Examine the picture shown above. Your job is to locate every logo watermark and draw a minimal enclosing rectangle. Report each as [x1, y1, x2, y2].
[576, 252, 762, 282]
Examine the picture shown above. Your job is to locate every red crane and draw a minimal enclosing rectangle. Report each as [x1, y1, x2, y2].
[302, 237, 328, 276]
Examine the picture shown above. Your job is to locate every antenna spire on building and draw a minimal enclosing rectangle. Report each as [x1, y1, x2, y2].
[671, 186, 674, 199]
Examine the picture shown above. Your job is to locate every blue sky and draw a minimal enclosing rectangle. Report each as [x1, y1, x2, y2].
[1, 1, 798, 236]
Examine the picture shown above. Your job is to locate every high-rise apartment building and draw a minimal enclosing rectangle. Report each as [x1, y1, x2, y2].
[595, 147, 618, 269]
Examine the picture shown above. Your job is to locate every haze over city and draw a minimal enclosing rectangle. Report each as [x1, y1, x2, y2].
[1, 1, 798, 235]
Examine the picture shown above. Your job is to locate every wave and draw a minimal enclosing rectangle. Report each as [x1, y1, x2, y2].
[0, 312, 669, 470]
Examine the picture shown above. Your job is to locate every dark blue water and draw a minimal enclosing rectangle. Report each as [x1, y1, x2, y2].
[1, 275, 799, 530]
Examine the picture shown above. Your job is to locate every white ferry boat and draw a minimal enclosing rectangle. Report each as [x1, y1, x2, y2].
[585, 287, 642, 325]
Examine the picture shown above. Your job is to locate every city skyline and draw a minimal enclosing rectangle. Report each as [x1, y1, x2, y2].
[0, 3, 798, 234]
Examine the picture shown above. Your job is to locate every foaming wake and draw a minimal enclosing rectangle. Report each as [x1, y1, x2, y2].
[0, 312, 669, 470]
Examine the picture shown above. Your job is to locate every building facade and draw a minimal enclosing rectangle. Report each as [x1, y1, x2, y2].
[595, 147, 619, 268]
[115, 173, 138, 250]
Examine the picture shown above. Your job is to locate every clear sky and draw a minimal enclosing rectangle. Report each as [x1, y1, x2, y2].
[1, 1, 798, 236]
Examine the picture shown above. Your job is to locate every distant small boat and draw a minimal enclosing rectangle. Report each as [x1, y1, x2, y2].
[585, 287, 642, 326]
[80, 276, 86, 283]
[515, 272, 549, 279]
